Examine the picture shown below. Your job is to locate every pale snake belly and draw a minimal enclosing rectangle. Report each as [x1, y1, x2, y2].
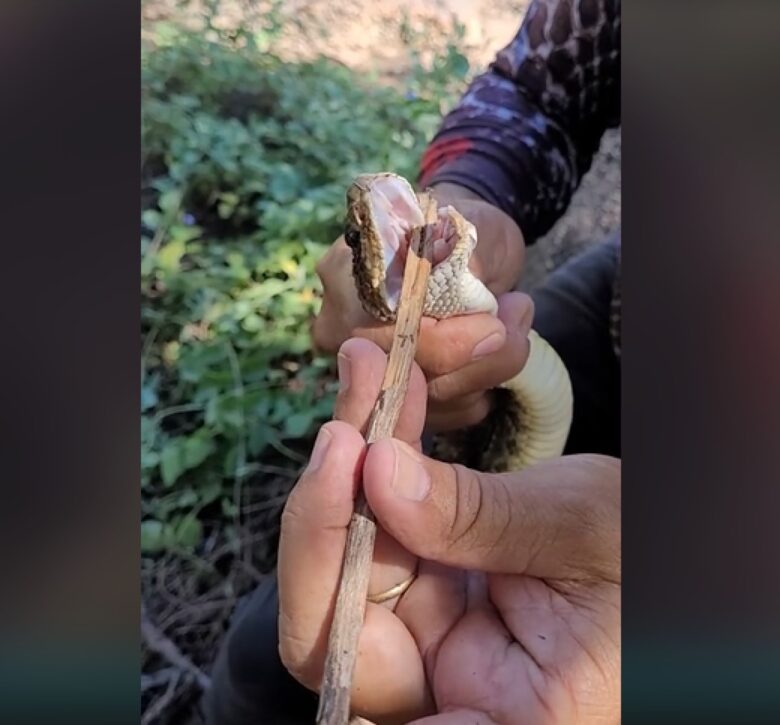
[344, 172, 573, 472]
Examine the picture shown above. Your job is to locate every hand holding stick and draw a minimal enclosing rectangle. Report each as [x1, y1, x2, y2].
[316, 192, 438, 725]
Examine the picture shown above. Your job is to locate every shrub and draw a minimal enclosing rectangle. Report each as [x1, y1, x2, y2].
[140, 19, 468, 554]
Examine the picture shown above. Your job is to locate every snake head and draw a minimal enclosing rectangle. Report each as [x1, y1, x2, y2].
[345, 172, 497, 322]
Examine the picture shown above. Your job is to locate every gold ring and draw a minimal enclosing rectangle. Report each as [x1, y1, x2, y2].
[367, 572, 417, 604]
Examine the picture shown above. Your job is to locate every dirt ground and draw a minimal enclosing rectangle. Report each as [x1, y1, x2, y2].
[522, 128, 621, 290]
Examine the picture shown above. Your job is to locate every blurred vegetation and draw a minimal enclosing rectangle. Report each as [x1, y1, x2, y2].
[141, 2, 471, 555]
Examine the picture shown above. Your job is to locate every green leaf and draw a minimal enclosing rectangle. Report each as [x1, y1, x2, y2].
[159, 189, 182, 215]
[248, 423, 273, 456]
[447, 50, 470, 79]
[199, 478, 223, 506]
[284, 411, 314, 438]
[313, 393, 336, 417]
[211, 396, 244, 430]
[175, 488, 200, 508]
[223, 443, 240, 477]
[174, 514, 202, 549]
[158, 432, 215, 488]
[183, 432, 216, 469]
[142, 209, 161, 230]
[271, 397, 293, 423]
[268, 165, 302, 203]
[169, 224, 202, 244]
[141, 520, 166, 553]
[160, 441, 185, 487]
[217, 192, 240, 219]
[141, 447, 160, 476]
[241, 313, 263, 332]
[141, 382, 158, 412]
[157, 237, 186, 272]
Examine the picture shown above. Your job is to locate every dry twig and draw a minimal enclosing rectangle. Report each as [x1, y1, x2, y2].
[316, 192, 438, 724]
[141, 603, 212, 692]
[141, 669, 182, 725]
[141, 667, 180, 693]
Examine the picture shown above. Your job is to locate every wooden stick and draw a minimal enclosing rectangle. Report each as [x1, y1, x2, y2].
[316, 192, 438, 725]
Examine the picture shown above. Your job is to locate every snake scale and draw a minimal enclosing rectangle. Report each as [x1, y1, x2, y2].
[344, 172, 573, 472]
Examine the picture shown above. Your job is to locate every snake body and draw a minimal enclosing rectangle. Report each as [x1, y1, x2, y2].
[345, 172, 573, 472]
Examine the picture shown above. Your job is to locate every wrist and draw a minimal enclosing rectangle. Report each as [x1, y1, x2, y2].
[428, 186, 525, 293]
[430, 183, 524, 245]
[429, 182, 486, 206]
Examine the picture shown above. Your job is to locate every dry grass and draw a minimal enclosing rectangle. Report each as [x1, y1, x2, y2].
[141, 463, 301, 723]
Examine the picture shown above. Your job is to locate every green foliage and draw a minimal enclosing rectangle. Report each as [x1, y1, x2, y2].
[399, 11, 473, 101]
[141, 13, 464, 553]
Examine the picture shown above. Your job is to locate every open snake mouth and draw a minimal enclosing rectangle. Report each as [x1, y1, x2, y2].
[344, 172, 572, 474]
[365, 175, 460, 310]
[346, 171, 493, 321]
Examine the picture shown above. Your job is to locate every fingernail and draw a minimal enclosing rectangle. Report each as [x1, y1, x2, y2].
[391, 442, 431, 501]
[337, 352, 351, 392]
[307, 427, 332, 473]
[471, 331, 504, 360]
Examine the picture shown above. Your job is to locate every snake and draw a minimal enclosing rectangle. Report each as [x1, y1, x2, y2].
[343, 172, 573, 472]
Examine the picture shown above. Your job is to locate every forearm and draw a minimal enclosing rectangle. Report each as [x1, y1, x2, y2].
[419, 0, 621, 244]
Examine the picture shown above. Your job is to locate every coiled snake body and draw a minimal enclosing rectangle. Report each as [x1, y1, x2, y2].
[344, 173, 573, 471]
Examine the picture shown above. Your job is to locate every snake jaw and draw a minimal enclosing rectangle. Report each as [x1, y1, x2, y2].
[345, 173, 422, 321]
[345, 173, 497, 321]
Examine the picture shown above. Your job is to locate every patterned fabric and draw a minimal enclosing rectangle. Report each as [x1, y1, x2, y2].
[419, 0, 621, 245]
[610, 242, 621, 358]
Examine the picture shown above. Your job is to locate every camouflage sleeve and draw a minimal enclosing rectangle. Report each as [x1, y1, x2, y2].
[418, 0, 620, 244]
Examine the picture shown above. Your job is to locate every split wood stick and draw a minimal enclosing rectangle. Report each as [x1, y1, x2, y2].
[316, 192, 438, 725]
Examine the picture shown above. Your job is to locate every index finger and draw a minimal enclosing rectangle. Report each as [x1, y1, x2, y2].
[333, 337, 427, 445]
[354, 313, 507, 378]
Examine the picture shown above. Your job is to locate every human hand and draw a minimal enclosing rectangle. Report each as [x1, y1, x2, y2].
[278, 338, 621, 724]
[312, 184, 529, 432]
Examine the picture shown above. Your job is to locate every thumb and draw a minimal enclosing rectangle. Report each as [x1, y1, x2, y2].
[363, 440, 620, 582]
